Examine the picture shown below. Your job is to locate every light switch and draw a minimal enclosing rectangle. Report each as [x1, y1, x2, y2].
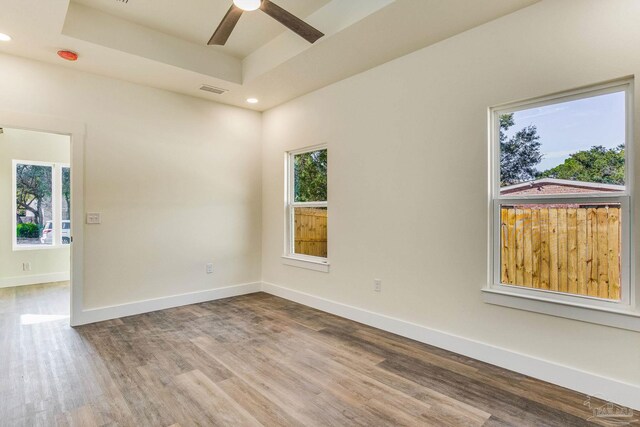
[86, 213, 101, 224]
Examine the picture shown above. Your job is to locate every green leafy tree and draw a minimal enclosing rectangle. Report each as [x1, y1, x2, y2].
[500, 113, 542, 185]
[15, 164, 51, 225]
[539, 145, 624, 184]
[62, 167, 71, 220]
[294, 149, 327, 202]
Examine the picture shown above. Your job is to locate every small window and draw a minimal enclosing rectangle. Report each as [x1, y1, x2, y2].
[487, 80, 636, 329]
[13, 160, 71, 249]
[285, 146, 328, 266]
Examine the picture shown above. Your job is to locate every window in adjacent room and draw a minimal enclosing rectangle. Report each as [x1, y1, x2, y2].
[13, 160, 71, 249]
[486, 79, 636, 330]
[284, 146, 328, 269]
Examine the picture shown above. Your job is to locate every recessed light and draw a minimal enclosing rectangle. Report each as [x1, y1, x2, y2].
[233, 0, 261, 11]
[0, 33, 12, 42]
[246, 98, 259, 104]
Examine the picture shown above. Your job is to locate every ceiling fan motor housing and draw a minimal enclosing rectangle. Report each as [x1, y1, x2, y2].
[233, 0, 261, 11]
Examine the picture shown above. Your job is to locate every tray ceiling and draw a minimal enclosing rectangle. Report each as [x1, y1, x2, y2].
[0, 0, 540, 111]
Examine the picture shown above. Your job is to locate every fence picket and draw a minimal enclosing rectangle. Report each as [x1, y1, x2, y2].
[597, 208, 609, 299]
[608, 208, 620, 300]
[515, 209, 525, 286]
[558, 208, 568, 293]
[567, 208, 578, 294]
[587, 208, 598, 297]
[539, 208, 550, 290]
[507, 209, 516, 285]
[523, 209, 533, 287]
[577, 209, 587, 295]
[531, 209, 540, 289]
[549, 208, 559, 292]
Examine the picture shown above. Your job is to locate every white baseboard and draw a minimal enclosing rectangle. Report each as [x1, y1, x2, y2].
[0, 272, 70, 289]
[261, 281, 640, 411]
[73, 282, 261, 326]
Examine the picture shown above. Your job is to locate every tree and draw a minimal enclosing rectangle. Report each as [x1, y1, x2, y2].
[294, 149, 327, 202]
[16, 164, 51, 226]
[500, 113, 542, 185]
[62, 167, 71, 220]
[539, 144, 624, 185]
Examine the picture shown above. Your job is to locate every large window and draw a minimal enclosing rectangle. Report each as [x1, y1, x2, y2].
[487, 80, 636, 329]
[285, 146, 328, 269]
[13, 160, 71, 249]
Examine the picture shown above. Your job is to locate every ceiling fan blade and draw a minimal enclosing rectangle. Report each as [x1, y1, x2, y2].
[260, 0, 324, 44]
[208, 5, 243, 46]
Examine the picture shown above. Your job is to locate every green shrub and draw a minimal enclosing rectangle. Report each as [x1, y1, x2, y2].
[17, 223, 40, 238]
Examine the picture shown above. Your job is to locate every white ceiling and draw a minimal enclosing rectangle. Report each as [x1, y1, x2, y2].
[72, 0, 331, 59]
[0, 0, 540, 111]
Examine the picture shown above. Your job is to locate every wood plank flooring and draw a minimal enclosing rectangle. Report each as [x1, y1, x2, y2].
[0, 282, 635, 426]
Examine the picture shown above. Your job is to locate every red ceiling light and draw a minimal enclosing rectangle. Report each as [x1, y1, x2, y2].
[57, 50, 78, 61]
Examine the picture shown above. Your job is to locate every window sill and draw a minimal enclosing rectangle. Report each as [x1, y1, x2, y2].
[482, 288, 640, 332]
[13, 244, 70, 252]
[281, 256, 330, 273]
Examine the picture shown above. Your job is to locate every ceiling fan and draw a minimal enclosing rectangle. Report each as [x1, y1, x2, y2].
[209, 0, 324, 46]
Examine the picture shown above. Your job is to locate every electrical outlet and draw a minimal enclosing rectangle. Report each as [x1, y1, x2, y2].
[23, 262, 31, 272]
[374, 279, 382, 292]
[206, 263, 214, 274]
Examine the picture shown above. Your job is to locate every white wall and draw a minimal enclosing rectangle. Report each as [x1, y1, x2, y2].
[0, 53, 262, 310]
[261, 0, 640, 389]
[0, 128, 70, 287]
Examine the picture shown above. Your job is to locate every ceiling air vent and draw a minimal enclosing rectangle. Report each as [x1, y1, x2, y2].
[199, 85, 228, 95]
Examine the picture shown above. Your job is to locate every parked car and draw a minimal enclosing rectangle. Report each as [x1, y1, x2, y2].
[40, 220, 71, 244]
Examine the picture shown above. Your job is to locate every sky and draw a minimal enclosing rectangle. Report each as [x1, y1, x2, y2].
[504, 90, 625, 171]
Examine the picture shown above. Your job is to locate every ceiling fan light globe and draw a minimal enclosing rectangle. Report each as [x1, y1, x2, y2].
[233, 0, 261, 11]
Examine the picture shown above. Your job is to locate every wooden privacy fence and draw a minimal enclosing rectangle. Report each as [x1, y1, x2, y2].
[294, 208, 328, 257]
[500, 205, 621, 300]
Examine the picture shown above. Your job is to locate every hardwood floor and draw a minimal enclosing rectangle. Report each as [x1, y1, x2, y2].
[0, 282, 635, 426]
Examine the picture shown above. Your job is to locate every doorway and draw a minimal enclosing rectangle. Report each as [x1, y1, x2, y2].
[0, 126, 73, 324]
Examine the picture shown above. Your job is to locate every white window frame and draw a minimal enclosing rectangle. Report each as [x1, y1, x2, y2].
[484, 79, 640, 331]
[12, 159, 71, 251]
[283, 144, 329, 272]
